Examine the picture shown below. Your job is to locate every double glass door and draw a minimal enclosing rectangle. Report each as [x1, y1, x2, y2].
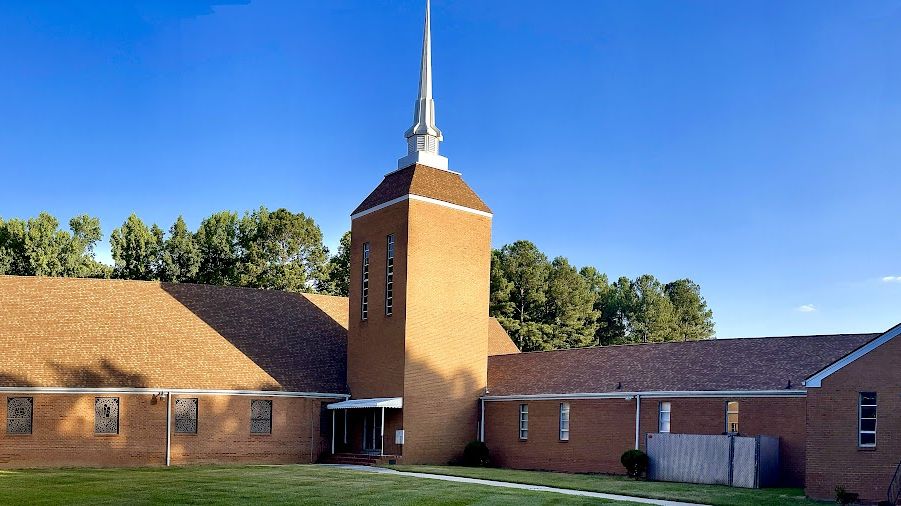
[361, 410, 382, 453]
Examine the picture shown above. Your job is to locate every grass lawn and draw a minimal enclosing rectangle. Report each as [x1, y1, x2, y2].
[0, 464, 637, 505]
[387, 465, 824, 506]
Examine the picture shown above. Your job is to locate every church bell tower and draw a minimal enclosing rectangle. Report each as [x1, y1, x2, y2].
[346, 0, 493, 464]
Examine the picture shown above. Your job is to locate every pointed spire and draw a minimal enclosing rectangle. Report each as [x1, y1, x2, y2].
[398, 0, 449, 171]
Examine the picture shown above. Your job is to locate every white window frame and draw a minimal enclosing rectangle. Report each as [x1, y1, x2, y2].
[385, 235, 395, 316]
[519, 404, 528, 440]
[725, 401, 739, 434]
[559, 402, 570, 441]
[858, 392, 877, 448]
[658, 401, 671, 433]
[361, 242, 370, 321]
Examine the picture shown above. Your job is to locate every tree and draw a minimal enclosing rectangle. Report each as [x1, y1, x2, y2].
[665, 279, 715, 341]
[544, 257, 598, 349]
[195, 211, 240, 286]
[490, 241, 550, 351]
[628, 274, 676, 343]
[0, 212, 105, 278]
[236, 207, 328, 292]
[110, 214, 161, 280]
[160, 216, 200, 283]
[319, 231, 351, 296]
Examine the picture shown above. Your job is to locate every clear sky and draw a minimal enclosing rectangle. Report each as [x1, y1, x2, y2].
[1, 0, 899, 338]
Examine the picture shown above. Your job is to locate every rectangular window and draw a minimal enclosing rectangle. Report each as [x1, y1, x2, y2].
[385, 234, 395, 316]
[361, 242, 370, 320]
[859, 392, 877, 448]
[95, 397, 119, 434]
[519, 404, 528, 440]
[658, 401, 671, 433]
[7, 397, 33, 435]
[726, 401, 739, 434]
[175, 398, 198, 434]
[251, 399, 272, 435]
[559, 402, 570, 441]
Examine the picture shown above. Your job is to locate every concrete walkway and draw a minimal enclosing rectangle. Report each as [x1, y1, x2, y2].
[320, 464, 707, 506]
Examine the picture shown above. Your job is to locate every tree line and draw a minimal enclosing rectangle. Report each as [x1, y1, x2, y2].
[491, 241, 714, 351]
[0, 211, 714, 350]
[0, 209, 350, 295]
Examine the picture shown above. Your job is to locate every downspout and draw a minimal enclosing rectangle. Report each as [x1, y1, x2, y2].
[479, 398, 485, 442]
[165, 391, 172, 466]
[634, 394, 641, 450]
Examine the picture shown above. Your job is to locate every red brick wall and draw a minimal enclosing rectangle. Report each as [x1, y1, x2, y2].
[402, 200, 491, 464]
[347, 203, 410, 399]
[805, 335, 901, 502]
[0, 393, 327, 467]
[485, 396, 806, 486]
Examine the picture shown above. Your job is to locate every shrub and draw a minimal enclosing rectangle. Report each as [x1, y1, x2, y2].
[835, 486, 859, 505]
[620, 449, 648, 479]
[462, 440, 490, 467]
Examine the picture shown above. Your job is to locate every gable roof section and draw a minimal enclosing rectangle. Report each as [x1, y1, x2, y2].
[352, 164, 492, 217]
[804, 322, 901, 387]
[0, 276, 349, 394]
[487, 333, 877, 397]
[488, 318, 520, 356]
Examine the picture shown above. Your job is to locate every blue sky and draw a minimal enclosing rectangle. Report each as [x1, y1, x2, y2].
[1, 0, 899, 338]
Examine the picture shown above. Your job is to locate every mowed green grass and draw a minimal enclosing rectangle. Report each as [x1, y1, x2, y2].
[387, 465, 822, 506]
[0, 464, 633, 505]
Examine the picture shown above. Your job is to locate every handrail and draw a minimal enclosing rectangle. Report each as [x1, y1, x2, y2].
[888, 458, 901, 505]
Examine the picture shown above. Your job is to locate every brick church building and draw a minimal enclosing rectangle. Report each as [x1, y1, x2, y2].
[0, 2, 897, 502]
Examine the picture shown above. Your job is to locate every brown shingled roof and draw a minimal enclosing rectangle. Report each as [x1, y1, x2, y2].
[352, 164, 492, 216]
[0, 276, 348, 393]
[487, 333, 878, 396]
[488, 318, 520, 356]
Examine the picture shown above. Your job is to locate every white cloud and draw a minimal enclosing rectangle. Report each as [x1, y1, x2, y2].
[882, 276, 901, 283]
[796, 304, 817, 313]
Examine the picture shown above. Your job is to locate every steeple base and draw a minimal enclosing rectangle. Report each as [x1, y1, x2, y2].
[397, 150, 448, 171]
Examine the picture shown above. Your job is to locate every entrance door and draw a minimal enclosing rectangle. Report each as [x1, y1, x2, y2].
[361, 409, 382, 453]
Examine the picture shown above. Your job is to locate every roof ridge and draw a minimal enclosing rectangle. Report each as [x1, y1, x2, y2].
[499, 332, 881, 357]
[0, 274, 349, 300]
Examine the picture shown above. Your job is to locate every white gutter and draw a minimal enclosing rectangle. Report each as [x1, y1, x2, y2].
[481, 390, 807, 401]
[165, 391, 172, 467]
[351, 194, 493, 221]
[0, 387, 349, 399]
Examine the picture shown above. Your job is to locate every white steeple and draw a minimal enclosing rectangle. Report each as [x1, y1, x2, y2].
[398, 0, 448, 171]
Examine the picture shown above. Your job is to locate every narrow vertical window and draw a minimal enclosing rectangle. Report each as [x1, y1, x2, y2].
[559, 402, 570, 441]
[251, 399, 272, 435]
[385, 234, 395, 316]
[658, 401, 671, 433]
[859, 392, 877, 448]
[95, 397, 119, 435]
[361, 242, 370, 320]
[519, 404, 528, 440]
[7, 397, 33, 435]
[725, 401, 739, 434]
[175, 398, 198, 434]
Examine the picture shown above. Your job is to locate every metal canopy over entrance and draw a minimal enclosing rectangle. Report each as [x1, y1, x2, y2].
[328, 398, 403, 457]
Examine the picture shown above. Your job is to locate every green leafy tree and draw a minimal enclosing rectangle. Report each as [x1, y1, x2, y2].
[490, 241, 550, 351]
[0, 212, 105, 277]
[544, 257, 599, 349]
[665, 278, 715, 340]
[195, 211, 240, 286]
[160, 216, 200, 283]
[236, 207, 328, 292]
[319, 231, 351, 296]
[110, 214, 161, 280]
[628, 274, 676, 343]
